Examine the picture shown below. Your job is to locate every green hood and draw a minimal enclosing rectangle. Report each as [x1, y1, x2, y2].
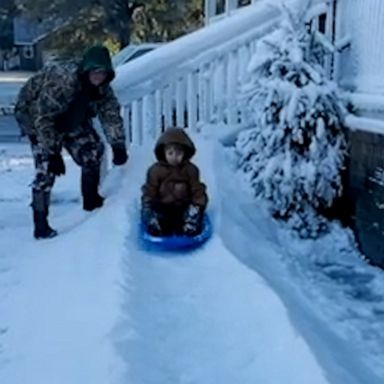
[79, 45, 115, 83]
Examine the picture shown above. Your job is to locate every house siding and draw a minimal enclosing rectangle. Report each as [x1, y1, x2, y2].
[347, 128, 384, 268]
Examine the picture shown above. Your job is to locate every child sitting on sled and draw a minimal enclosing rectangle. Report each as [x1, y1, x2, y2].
[141, 127, 208, 237]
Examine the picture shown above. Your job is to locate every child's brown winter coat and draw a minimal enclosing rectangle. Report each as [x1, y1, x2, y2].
[141, 128, 208, 208]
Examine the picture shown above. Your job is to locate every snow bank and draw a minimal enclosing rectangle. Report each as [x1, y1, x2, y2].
[216, 135, 384, 383]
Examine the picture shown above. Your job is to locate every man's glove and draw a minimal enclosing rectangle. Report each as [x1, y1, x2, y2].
[112, 143, 128, 166]
[48, 153, 66, 176]
[183, 204, 202, 236]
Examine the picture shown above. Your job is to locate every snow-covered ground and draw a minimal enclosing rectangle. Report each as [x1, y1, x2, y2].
[1, 134, 384, 384]
[216, 134, 384, 384]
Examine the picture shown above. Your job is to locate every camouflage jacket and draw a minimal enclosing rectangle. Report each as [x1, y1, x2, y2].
[15, 62, 125, 153]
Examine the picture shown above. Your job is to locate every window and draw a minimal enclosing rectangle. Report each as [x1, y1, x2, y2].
[318, 13, 327, 34]
[216, 0, 225, 14]
[22, 45, 34, 59]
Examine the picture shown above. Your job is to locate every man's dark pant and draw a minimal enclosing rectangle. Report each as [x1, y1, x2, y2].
[30, 125, 104, 192]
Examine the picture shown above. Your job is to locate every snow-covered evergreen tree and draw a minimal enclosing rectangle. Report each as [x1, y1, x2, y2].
[234, 0, 347, 238]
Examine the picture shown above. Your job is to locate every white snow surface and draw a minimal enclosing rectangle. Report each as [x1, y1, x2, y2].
[0, 133, 384, 384]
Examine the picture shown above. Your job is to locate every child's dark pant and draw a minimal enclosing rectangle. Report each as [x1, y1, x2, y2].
[153, 203, 189, 235]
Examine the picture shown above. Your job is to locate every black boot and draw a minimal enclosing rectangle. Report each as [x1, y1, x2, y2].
[32, 189, 58, 239]
[81, 166, 104, 211]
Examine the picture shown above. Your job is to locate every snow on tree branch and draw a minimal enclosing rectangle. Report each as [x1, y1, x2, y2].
[234, 0, 347, 238]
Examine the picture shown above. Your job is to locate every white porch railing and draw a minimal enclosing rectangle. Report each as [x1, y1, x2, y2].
[112, 0, 333, 147]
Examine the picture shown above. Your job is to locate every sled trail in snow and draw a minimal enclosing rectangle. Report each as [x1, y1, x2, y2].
[117, 140, 329, 384]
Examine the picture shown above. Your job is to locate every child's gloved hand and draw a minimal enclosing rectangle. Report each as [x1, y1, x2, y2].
[183, 221, 199, 236]
[147, 216, 162, 236]
[183, 204, 202, 236]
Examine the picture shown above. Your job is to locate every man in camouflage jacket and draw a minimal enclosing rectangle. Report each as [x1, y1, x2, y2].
[15, 45, 128, 239]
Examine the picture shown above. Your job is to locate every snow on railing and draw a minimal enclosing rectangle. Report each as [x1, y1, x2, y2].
[112, 0, 332, 147]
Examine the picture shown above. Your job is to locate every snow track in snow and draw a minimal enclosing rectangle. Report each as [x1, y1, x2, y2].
[114, 139, 330, 384]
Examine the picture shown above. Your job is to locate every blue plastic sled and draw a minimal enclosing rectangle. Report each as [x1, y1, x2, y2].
[141, 214, 213, 251]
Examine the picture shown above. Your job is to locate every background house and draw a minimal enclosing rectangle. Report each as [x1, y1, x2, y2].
[13, 15, 57, 71]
